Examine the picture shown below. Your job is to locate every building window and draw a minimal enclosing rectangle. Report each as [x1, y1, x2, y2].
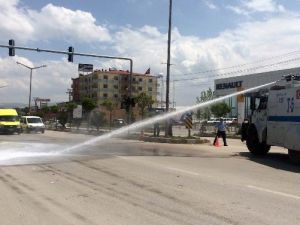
[114, 94, 118, 98]
[148, 87, 153, 92]
[123, 77, 128, 81]
[138, 86, 143, 91]
[114, 85, 118, 89]
[114, 76, 119, 80]
[103, 93, 108, 98]
[139, 78, 143, 82]
[133, 78, 136, 82]
[103, 75, 108, 79]
[149, 79, 153, 83]
[103, 84, 108, 88]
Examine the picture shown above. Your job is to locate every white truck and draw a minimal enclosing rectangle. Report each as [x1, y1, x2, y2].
[242, 75, 300, 163]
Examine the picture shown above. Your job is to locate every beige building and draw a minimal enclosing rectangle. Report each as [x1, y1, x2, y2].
[72, 68, 159, 120]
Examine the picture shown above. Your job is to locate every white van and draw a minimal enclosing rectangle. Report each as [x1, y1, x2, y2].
[20, 116, 45, 133]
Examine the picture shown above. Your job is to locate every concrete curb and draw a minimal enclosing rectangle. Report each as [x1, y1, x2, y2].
[140, 136, 210, 144]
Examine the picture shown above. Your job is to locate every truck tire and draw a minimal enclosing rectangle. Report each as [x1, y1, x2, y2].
[288, 149, 300, 164]
[246, 125, 270, 156]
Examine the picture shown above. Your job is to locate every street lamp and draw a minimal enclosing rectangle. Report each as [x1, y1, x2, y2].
[16, 62, 46, 115]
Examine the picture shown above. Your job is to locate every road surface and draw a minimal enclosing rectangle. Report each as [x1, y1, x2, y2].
[0, 131, 299, 225]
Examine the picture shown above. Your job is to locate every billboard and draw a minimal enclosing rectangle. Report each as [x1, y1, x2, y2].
[73, 105, 82, 119]
[78, 64, 93, 72]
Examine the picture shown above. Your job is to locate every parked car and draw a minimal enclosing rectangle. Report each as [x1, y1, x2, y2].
[207, 118, 220, 124]
[49, 120, 63, 130]
[20, 116, 45, 133]
[113, 119, 126, 128]
[224, 118, 238, 124]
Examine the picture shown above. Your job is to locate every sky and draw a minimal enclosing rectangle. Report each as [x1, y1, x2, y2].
[1, 0, 300, 106]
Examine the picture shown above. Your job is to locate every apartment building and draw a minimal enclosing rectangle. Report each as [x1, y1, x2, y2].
[72, 68, 158, 107]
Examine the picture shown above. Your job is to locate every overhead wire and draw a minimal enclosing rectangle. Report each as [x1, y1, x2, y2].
[171, 56, 300, 86]
[171, 49, 300, 78]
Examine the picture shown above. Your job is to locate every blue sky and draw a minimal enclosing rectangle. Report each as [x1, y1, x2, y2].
[1, 0, 300, 105]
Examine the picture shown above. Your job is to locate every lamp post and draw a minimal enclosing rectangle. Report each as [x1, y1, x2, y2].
[16, 62, 46, 115]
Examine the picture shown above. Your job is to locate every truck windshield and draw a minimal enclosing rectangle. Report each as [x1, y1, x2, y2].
[0, 116, 19, 122]
[27, 118, 42, 123]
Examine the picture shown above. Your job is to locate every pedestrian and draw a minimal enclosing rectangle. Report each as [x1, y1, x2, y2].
[213, 117, 228, 146]
[153, 122, 160, 137]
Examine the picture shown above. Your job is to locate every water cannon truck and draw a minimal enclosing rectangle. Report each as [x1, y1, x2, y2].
[242, 75, 300, 163]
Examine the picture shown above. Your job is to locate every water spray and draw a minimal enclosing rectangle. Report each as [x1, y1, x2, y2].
[63, 80, 277, 153]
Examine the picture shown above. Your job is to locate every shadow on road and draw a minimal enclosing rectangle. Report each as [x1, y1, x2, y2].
[239, 152, 300, 173]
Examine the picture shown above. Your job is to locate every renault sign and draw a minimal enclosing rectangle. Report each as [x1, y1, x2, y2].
[216, 81, 243, 90]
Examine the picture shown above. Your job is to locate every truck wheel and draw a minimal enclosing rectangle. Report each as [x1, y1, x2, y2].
[288, 149, 300, 164]
[246, 125, 270, 156]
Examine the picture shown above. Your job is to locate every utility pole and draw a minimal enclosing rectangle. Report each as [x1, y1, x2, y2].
[165, 0, 173, 136]
[16, 62, 46, 115]
[66, 88, 73, 102]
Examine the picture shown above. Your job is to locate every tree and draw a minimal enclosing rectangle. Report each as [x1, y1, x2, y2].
[101, 100, 116, 129]
[196, 88, 214, 120]
[135, 92, 154, 119]
[90, 109, 106, 131]
[81, 98, 97, 130]
[82, 98, 97, 112]
[210, 102, 231, 118]
[49, 105, 59, 113]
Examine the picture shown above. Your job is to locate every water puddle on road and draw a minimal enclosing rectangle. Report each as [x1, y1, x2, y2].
[0, 142, 61, 165]
[0, 81, 276, 166]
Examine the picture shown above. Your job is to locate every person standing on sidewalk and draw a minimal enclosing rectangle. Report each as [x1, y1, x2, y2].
[213, 118, 228, 146]
[153, 122, 160, 137]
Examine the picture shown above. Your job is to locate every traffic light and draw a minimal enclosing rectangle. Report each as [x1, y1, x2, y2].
[8, 39, 15, 56]
[68, 46, 74, 62]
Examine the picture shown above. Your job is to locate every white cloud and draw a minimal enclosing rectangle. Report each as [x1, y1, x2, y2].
[0, 0, 111, 43]
[228, 0, 286, 15]
[28, 4, 111, 43]
[0, 0, 34, 43]
[203, 0, 218, 10]
[110, 12, 300, 105]
[0, 56, 77, 104]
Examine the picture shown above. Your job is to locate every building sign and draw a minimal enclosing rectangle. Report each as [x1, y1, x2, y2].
[73, 105, 82, 119]
[34, 98, 50, 102]
[216, 81, 243, 90]
[78, 64, 93, 72]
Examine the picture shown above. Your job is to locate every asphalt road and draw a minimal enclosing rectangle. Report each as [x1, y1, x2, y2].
[0, 130, 299, 225]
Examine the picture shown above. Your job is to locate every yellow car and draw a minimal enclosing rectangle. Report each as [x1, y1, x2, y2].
[0, 109, 21, 134]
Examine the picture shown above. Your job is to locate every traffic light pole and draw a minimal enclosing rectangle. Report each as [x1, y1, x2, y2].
[0, 44, 134, 122]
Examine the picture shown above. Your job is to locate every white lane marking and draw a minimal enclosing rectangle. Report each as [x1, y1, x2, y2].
[247, 185, 300, 200]
[116, 156, 199, 176]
